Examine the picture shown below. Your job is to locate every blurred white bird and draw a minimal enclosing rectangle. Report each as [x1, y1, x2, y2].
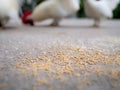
[0, 0, 22, 28]
[83, 0, 120, 27]
[22, 0, 80, 26]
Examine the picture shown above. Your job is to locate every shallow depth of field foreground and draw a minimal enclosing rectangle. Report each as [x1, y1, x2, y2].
[0, 19, 120, 90]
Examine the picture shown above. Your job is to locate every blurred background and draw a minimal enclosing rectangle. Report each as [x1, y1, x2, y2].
[22, 0, 120, 19]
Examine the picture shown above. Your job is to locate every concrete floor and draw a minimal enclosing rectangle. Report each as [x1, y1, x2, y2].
[0, 19, 120, 90]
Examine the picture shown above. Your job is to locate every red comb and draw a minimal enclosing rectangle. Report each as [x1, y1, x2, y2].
[22, 10, 34, 26]
[24, 10, 32, 16]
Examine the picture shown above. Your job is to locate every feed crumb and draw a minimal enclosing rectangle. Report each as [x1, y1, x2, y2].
[15, 45, 120, 89]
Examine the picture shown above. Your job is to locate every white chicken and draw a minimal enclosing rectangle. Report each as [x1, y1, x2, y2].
[22, 0, 80, 26]
[83, 0, 120, 27]
[0, 0, 22, 28]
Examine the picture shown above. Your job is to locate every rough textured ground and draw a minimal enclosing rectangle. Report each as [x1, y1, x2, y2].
[0, 19, 120, 90]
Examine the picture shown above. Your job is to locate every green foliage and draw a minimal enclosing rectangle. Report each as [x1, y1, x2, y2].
[113, 4, 120, 19]
[22, 3, 32, 12]
[36, 0, 44, 5]
[77, 0, 85, 18]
